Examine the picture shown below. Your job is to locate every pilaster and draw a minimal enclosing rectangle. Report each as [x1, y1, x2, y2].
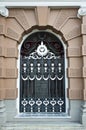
[0, 100, 6, 128]
[80, 101, 86, 126]
[78, 7, 86, 126]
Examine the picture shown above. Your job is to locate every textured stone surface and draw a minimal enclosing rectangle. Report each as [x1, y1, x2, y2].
[0, 17, 6, 35]
[9, 9, 30, 31]
[1, 122, 85, 130]
[61, 18, 81, 41]
[68, 36, 82, 47]
[0, 6, 86, 129]
[24, 9, 37, 27]
[54, 9, 77, 30]
[82, 16, 86, 101]
[81, 24, 86, 34]
[6, 18, 24, 41]
[3, 100, 82, 122]
[68, 68, 82, 77]
[67, 47, 81, 57]
[36, 7, 49, 26]
[68, 88, 83, 99]
[0, 100, 6, 125]
[0, 7, 82, 100]
[82, 45, 86, 56]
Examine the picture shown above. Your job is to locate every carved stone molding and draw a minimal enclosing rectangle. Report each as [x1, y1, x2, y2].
[0, 6, 9, 17]
[78, 7, 86, 18]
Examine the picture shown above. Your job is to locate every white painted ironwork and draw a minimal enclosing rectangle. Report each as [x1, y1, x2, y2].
[37, 41, 49, 57]
[21, 98, 64, 113]
[21, 99, 28, 112]
[20, 31, 66, 113]
[21, 41, 63, 81]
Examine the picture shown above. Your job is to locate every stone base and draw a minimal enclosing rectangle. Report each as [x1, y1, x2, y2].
[1, 122, 85, 130]
[81, 101, 86, 126]
[0, 100, 6, 127]
[1, 100, 86, 130]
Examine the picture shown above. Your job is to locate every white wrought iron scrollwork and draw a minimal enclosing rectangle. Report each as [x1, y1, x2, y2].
[21, 99, 28, 112]
[36, 75, 42, 80]
[28, 75, 35, 80]
[29, 98, 35, 112]
[21, 41, 63, 81]
[37, 41, 49, 57]
[20, 32, 65, 114]
[36, 98, 42, 112]
[21, 98, 64, 113]
[43, 98, 49, 112]
[22, 76, 28, 81]
[57, 98, 64, 112]
[43, 75, 49, 80]
[50, 75, 57, 80]
[57, 76, 63, 80]
[50, 98, 56, 112]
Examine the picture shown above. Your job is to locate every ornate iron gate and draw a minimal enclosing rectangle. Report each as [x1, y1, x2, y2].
[20, 31, 65, 113]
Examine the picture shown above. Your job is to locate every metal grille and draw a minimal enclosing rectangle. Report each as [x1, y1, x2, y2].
[20, 31, 65, 113]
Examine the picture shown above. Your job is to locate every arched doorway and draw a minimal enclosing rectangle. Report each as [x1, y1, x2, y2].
[20, 31, 66, 114]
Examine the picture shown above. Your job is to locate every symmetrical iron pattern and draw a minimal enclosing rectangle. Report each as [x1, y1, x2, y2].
[20, 31, 65, 114]
[21, 98, 64, 113]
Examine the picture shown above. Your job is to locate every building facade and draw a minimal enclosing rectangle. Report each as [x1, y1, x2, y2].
[0, 3, 86, 130]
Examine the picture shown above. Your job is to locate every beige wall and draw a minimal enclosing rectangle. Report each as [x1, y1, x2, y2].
[0, 7, 84, 100]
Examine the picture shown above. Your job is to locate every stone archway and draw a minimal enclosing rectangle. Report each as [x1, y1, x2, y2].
[0, 7, 83, 123]
[0, 7, 82, 100]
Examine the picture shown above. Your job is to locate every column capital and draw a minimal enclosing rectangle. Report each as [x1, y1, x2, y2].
[78, 7, 86, 18]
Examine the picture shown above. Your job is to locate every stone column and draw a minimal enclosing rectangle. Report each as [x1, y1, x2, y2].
[78, 7, 86, 126]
